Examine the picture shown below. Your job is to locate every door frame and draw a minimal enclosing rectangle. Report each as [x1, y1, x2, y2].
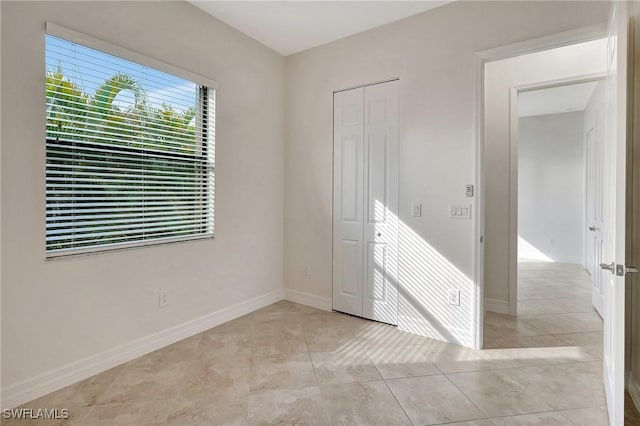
[627, 0, 640, 413]
[473, 23, 608, 349]
[508, 74, 606, 316]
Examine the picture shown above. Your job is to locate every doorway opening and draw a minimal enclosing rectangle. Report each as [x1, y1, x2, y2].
[476, 5, 636, 424]
[480, 38, 609, 352]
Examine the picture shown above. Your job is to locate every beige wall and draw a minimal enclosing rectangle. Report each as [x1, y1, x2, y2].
[518, 111, 586, 265]
[285, 1, 609, 346]
[1, 0, 284, 390]
[484, 39, 607, 312]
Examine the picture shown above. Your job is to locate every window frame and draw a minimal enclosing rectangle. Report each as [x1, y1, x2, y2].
[44, 23, 218, 259]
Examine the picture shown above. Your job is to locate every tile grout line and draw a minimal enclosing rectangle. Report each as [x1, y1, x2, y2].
[298, 306, 334, 426]
[248, 312, 257, 396]
[440, 372, 492, 422]
[428, 407, 596, 426]
[379, 377, 415, 425]
[79, 354, 134, 425]
[437, 358, 603, 376]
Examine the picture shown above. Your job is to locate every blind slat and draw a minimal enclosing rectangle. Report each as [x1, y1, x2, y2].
[47, 231, 210, 253]
[46, 222, 207, 242]
[47, 200, 211, 209]
[46, 139, 210, 164]
[47, 218, 209, 235]
[46, 165, 208, 179]
[47, 210, 206, 222]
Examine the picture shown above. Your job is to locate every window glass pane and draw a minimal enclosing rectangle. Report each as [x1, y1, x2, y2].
[45, 34, 215, 256]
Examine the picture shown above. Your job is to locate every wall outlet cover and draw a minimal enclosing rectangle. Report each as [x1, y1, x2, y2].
[448, 289, 460, 306]
[411, 202, 422, 217]
[159, 292, 169, 308]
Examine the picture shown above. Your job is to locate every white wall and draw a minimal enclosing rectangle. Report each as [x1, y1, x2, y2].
[484, 39, 607, 309]
[518, 111, 585, 264]
[285, 1, 610, 347]
[1, 0, 284, 398]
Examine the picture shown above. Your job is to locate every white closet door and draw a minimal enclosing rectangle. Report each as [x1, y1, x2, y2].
[362, 81, 399, 325]
[332, 87, 365, 317]
[332, 80, 399, 325]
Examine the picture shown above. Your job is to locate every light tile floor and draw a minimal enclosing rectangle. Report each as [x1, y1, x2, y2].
[4, 261, 619, 425]
[485, 261, 603, 354]
[483, 261, 610, 425]
[8, 312, 609, 423]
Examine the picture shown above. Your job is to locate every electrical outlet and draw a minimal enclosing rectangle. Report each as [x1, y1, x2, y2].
[448, 289, 460, 306]
[159, 292, 169, 308]
[303, 266, 309, 277]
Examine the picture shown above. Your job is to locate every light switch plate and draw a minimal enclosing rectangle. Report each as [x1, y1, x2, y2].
[159, 292, 169, 308]
[449, 205, 471, 219]
[448, 289, 460, 306]
[411, 202, 422, 217]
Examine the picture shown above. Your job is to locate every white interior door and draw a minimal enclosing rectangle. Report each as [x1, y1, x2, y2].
[602, 2, 629, 425]
[333, 87, 365, 317]
[362, 81, 399, 325]
[586, 127, 606, 317]
[333, 80, 399, 325]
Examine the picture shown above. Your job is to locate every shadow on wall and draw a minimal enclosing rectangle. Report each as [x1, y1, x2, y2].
[518, 235, 554, 262]
[371, 200, 474, 347]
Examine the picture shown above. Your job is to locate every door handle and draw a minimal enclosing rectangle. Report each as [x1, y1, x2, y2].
[588, 226, 598, 231]
[615, 265, 639, 276]
[600, 262, 616, 274]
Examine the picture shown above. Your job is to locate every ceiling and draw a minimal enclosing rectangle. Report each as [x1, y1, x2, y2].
[190, 1, 450, 56]
[518, 81, 599, 118]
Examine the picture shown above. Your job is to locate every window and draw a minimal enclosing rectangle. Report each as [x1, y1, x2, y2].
[45, 26, 215, 257]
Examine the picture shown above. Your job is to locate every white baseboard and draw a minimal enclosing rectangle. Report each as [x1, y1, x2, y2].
[553, 256, 584, 265]
[284, 288, 332, 311]
[629, 370, 640, 414]
[518, 256, 583, 265]
[1, 288, 284, 410]
[485, 298, 510, 315]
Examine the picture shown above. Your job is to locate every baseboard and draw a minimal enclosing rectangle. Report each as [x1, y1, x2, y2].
[284, 288, 332, 311]
[629, 370, 640, 414]
[518, 256, 584, 265]
[552, 256, 584, 265]
[1, 288, 285, 409]
[485, 297, 510, 315]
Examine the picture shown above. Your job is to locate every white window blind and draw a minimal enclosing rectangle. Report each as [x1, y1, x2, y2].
[45, 33, 215, 256]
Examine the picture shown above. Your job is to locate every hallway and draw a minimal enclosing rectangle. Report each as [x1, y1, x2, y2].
[485, 261, 603, 354]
